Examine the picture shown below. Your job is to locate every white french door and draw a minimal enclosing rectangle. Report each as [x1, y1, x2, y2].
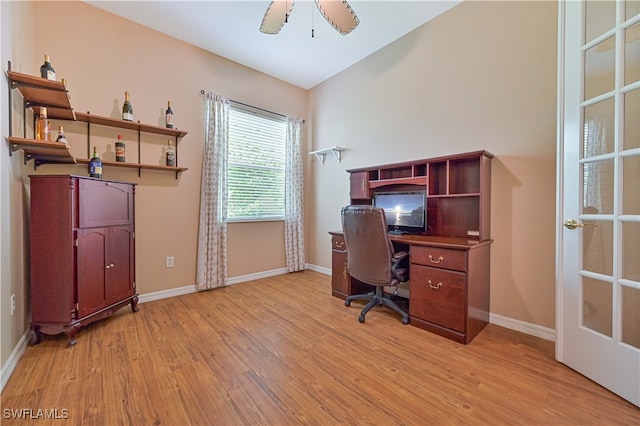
[557, 0, 640, 407]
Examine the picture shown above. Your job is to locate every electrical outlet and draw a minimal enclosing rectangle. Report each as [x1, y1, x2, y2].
[166, 256, 174, 268]
[10, 294, 16, 316]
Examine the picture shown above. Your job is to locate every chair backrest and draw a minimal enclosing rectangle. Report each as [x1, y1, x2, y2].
[341, 205, 395, 286]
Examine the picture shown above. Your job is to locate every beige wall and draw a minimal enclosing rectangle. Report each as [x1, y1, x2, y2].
[307, 1, 558, 328]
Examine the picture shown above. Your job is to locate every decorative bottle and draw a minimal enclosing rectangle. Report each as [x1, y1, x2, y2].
[55, 126, 67, 144]
[40, 54, 56, 81]
[35, 107, 51, 141]
[115, 135, 126, 162]
[165, 101, 174, 129]
[122, 91, 133, 121]
[89, 146, 103, 178]
[166, 140, 176, 167]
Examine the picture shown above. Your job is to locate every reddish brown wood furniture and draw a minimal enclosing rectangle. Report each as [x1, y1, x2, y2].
[330, 150, 493, 344]
[29, 175, 138, 346]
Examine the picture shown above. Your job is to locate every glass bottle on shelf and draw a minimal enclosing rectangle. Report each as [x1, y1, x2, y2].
[122, 91, 133, 121]
[115, 135, 126, 162]
[55, 126, 67, 144]
[166, 140, 176, 167]
[165, 101, 174, 129]
[35, 107, 51, 141]
[89, 147, 103, 178]
[40, 54, 56, 81]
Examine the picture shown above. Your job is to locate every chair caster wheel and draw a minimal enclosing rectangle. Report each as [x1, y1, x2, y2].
[402, 316, 409, 325]
[358, 314, 365, 323]
[345, 300, 351, 307]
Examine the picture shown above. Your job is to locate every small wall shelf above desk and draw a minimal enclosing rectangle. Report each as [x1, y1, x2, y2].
[310, 146, 346, 164]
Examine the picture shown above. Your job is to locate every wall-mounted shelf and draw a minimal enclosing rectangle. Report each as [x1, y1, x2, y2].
[75, 158, 188, 174]
[310, 146, 346, 164]
[7, 137, 76, 166]
[75, 112, 188, 178]
[7, 70, 75, 120]
[6, 62, 189, 178]
[75, 112, 188, 138]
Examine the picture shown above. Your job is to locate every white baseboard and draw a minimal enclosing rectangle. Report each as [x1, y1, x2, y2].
[138, 267, 289, 304]
[307, 262, 556, 342]
[1, 330, 29, 393]
[305, 263, 331, 275]
[489, 313, 556, 341]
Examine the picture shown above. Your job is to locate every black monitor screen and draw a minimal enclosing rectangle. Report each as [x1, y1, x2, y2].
[373, 191, 425, 230]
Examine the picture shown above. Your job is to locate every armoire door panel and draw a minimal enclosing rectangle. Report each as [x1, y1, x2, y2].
[77, 228, 108, 317]
[78, 179, 134, 228]
[107, 226, 134, 303]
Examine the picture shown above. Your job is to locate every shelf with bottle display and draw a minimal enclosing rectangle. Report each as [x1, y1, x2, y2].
[6, 61, 188, 175]
[74, 112, 188, 138]
[6, 69, 75, 120]
[6, 136, 76, 166]
[74, 157, 187, 173]
[74, 111, 188, 178]
[6, 63, 76, 166]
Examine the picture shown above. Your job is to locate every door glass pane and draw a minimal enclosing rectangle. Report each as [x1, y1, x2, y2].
[582, 276, 613, 337]
[583, 220, 614, 275]
[625, 22, 640, 85]
[585, 0, 616, 43]
[624, 89, 640, 150]
[583, 98, 615, 156]
[623, 155, 640, 214]
[622, 221, 640, 281]
[585, 36, 616, 100]
[622, 285, 640, 349]
[582, 160, 614, 214]
[627, 0, 640, 20]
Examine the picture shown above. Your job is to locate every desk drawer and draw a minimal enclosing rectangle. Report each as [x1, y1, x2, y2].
[331, 235, 346, 251]
[409, 265, 466, 332]
[410, 246, 466, 271]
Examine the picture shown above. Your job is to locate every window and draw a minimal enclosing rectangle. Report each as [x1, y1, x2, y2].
[228, 103, 286, 221]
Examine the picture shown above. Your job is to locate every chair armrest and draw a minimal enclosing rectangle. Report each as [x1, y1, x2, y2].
[392, 251, 409, 263]
[391, 251, 409, 282]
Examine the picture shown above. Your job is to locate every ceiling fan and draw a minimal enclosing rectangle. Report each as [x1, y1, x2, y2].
[260, 0, 360, 36]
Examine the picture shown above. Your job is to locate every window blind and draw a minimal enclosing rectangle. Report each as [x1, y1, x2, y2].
[228, 103, 286, 221]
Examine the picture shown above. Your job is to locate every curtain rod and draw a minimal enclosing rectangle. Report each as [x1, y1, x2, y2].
[200, 89, 304, 122]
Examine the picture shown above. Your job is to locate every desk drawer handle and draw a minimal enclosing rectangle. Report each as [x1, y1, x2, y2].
[428, 280, 443, 289]
[335, 241, 344, 248]
[428, 255, 444, 264]
[343, 263, 347, 280]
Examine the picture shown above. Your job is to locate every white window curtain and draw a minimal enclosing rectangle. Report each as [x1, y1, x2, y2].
[197, 91, 229, 290]
[284, 116, 305, 272]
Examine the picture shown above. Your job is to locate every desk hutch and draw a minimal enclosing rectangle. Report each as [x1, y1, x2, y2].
[330, 150, 493, 344]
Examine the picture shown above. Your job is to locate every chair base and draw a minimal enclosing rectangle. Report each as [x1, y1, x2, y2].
[345, 286, 409, 324]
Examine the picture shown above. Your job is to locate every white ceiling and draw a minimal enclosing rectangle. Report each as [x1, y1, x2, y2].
[87, 0, 462, 90]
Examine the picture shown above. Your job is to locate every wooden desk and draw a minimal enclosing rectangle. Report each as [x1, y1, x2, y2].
[329, 232, 492, 344]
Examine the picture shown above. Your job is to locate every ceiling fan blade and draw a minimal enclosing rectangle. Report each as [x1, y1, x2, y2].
[315, 0, 359, 35]
[260, 0, 295, 35]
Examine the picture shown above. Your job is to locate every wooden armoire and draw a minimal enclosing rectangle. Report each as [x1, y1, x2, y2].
[29, 175, 138, 346]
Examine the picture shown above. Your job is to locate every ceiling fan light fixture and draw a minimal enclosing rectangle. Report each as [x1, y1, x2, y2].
[315, 0, 359, 35]
[260, 0, 359, 36]
[260, 0, 295, 35]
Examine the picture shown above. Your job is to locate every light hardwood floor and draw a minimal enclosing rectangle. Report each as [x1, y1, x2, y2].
[1, 270, 638, 425]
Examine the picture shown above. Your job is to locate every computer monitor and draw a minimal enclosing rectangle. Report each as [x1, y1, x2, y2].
[372, 191, 425, 234]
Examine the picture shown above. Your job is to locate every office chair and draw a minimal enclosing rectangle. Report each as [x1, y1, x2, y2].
[341, 205, 410, 324]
